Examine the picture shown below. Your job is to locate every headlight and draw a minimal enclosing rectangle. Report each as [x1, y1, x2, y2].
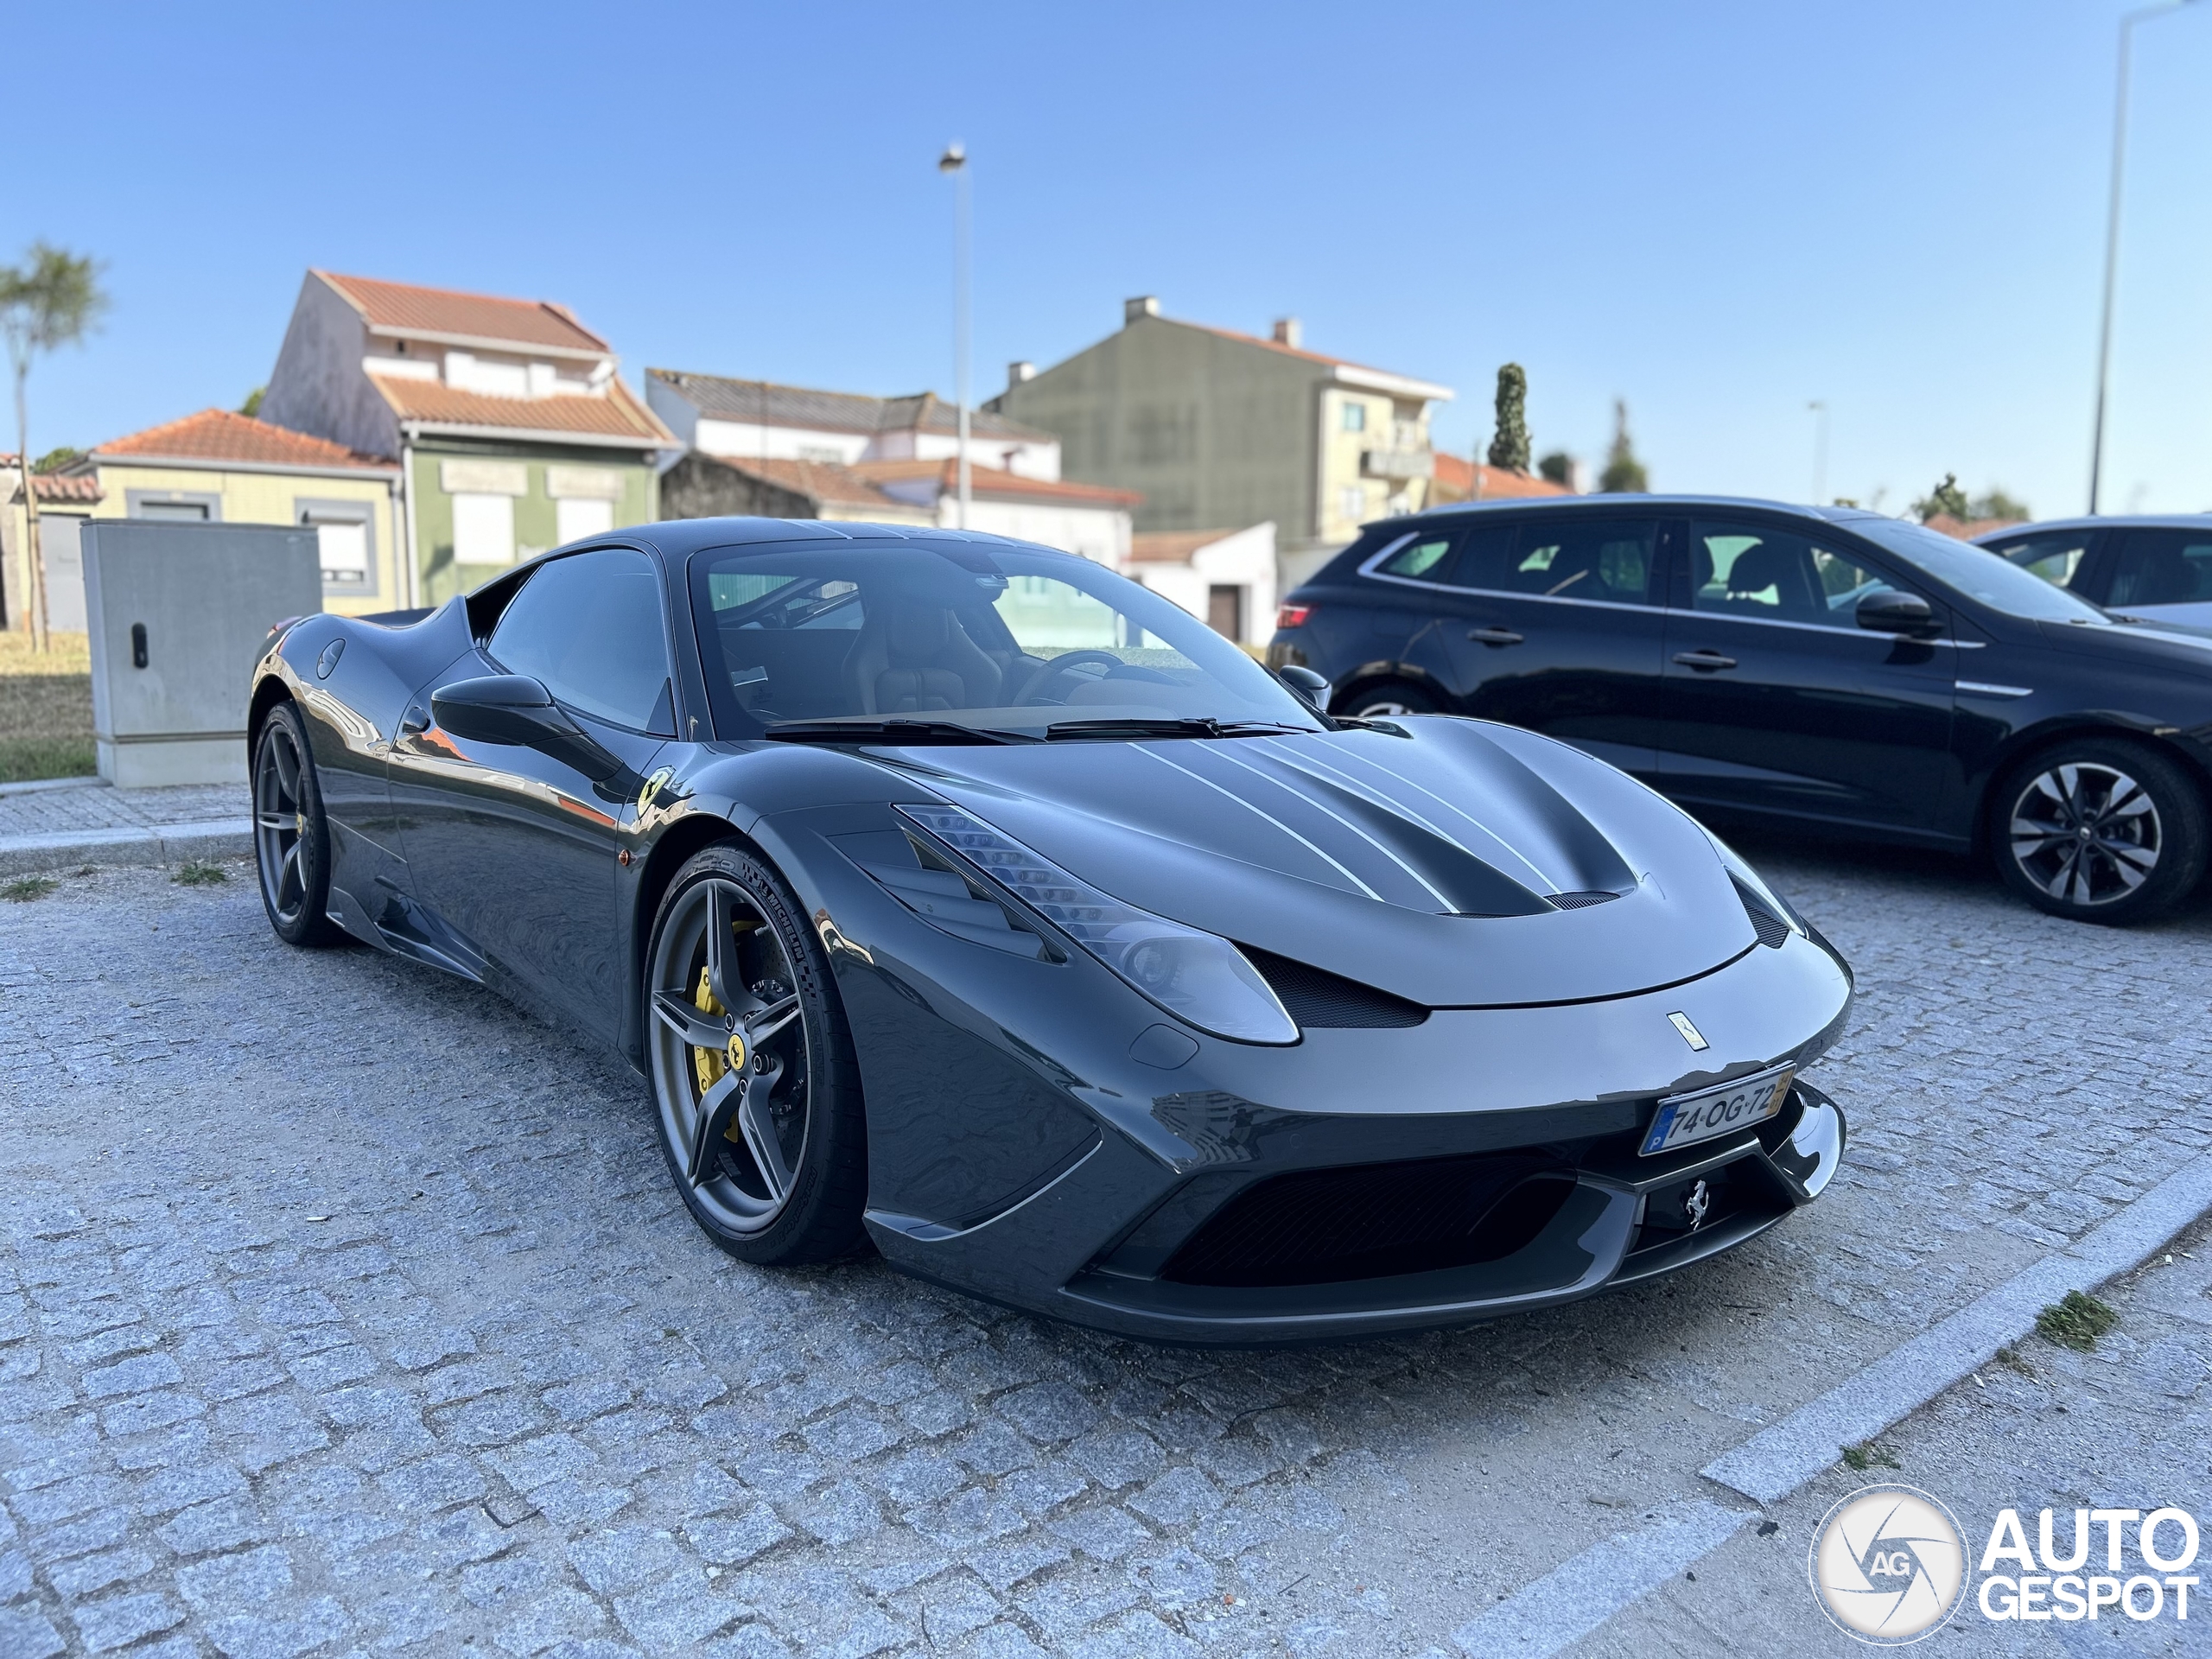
[898, 803, 1299, 1045]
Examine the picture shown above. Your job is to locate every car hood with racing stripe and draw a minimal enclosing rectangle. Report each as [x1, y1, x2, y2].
[878, 716, 1762, 1008]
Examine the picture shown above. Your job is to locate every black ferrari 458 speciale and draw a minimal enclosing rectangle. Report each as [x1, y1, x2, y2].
[249, 518, 1853, 1343]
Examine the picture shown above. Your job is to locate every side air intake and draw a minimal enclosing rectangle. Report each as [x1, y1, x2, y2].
[1732, 875, 1792, 949]
[1240, 947, 1428, 1029]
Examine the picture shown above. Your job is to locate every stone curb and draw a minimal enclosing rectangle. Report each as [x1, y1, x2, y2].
[0, 817, 253, 878]
[1702, 1151, 2212, 1504]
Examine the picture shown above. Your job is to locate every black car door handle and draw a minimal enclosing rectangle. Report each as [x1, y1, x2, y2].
[1672, 650, 1738, 672]
[1468, 626, 1525, 647]
[398, 703, 431, 736]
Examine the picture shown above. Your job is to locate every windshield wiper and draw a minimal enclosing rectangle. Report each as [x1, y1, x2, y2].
[762, 719, 1039, 746]
[1043, 717, 1313, 741]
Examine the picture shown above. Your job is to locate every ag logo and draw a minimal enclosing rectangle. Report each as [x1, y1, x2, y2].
[1809, 1484, 1969, 1644]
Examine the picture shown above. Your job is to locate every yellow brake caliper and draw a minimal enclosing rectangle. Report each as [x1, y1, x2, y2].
[691, 965, 728, 1096]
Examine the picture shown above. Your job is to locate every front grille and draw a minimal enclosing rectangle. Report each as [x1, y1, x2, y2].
[1160, 1151, 1571, 1287]
[1242, 947, 1428, 1029]
[1732, 875, 1791, 948]
[1549, 890, 1620, 910]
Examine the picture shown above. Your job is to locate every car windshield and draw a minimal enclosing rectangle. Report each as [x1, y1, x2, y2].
[689, 539, 1326, 741]
[1848, 518, 2112, 624]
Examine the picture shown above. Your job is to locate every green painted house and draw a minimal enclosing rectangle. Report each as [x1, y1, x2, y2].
[260, 271, 672, 607]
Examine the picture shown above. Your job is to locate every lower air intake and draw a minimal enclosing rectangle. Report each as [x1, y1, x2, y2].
[1161, 1151, 1572, 1287]
[1549, 890, 1620, 910]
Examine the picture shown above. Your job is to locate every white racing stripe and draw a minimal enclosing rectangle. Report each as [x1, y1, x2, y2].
[1450, 1501, 1752, 1656]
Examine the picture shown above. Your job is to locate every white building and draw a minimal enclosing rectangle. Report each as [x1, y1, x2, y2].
[1127, 524, 1277, 646]
[646, 371, 1060, 480]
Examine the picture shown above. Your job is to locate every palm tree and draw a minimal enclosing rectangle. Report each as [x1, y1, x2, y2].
[1, 244, 109, 652]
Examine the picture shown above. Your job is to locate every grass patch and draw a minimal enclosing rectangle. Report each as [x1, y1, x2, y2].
[172, 860, 228, 887]
[1841, 1442, 1900, 1471]
[2, 874, 58, 902]
[1994, 1344, 2035, 1376]
[0, 629, 94, 783]
[2036, 1290, 2119, 1352]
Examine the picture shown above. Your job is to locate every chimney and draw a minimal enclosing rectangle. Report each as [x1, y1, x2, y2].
[1007, 360, 1035, 390]
[1124, 296, 1160, 325]
[1272, 317, 1302, 349]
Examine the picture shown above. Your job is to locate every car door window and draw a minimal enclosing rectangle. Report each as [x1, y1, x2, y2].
[1494, 519, 1656, 603]
[1370, 529, 1461, 581]
[487, 548, 675, 734]
[2109, 530, 2212, 607]
[1689, 521, 1891, 625]
[1982, 530, 2094, 591]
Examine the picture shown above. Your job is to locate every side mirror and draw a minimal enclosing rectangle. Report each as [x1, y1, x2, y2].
[1856, 589, 1939, 637]
[1277, 664, 1331, 710]
[430, 674, 626, 783]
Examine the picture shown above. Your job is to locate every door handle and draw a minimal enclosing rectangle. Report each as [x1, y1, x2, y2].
[1467, 626, 1525, 647]
[1672, 650, 1738, 672]
[398, 703, 430, 736]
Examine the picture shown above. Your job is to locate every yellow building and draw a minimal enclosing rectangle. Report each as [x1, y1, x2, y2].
[66, 410, 404, 616]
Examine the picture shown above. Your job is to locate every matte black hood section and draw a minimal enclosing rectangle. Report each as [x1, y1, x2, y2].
[880, 718, 1758, 1007]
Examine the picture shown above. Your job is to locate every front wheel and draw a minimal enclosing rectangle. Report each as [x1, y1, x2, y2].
[643, 842, 868, 1264]
[1993, 739, 2208, 925]
[252, 702, 343, 946]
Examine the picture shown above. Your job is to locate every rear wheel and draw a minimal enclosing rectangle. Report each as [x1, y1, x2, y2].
[252, 702, 342, 946]
[1339, 680, 1438, 719]
[644, 842, 867, 1263]
[1993, 738, 2207, 925]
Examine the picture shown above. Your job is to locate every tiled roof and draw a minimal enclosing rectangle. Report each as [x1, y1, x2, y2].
[1429, 454, 1573, 502]
[370, 375, 673, 444]
[1924, 512, 2027, 542]
[91, 409, 394, 470]
[1130, 529, 1243, 563]
[3, 467, 104, 505]
[320, 271, 610, 354]
[696, 454, 910, 511]
[649, 370, 1052, 442]
[849, 459, 1141, 507]
[1148, 315, 1451, 398]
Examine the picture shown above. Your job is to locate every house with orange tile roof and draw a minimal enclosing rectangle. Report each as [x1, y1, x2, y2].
[3, 458, 106, 632]
[988, 297, 1452, 588]
[258, 272, 674, 606]
[1426, 452, 1576, 506]
[46, 410, 401, 617]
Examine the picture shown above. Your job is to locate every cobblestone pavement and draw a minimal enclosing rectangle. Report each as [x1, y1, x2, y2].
[0, 785, 246, 842]
[1588, 1210, 2212, 1656]
[0, 839, 2208, 1658]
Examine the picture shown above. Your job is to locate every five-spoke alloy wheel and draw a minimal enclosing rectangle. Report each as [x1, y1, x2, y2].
[645, 843, 866, 1262]
[252, 702, 341, 946]
[1995, 739, 2206, 925]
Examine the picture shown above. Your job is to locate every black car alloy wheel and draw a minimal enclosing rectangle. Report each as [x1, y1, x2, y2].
[1997, 740, 2207, 923]
[252, 702, 340, 946]
[645, 844, 866, 1262]
[1342, 681, 1436, 719]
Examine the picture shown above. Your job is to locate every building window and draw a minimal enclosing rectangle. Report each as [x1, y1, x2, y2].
[125, 490, 222, 522]
[1341, 402, 1367, 433]
[296, 499, 377, 594]
[556, 497, 614, 544]
[1339, 485, 1367, 523]
[453, 493, 516, 565]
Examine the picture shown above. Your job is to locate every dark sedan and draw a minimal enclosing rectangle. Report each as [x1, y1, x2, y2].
[1270, 497, 2212, 925]
[1978, 515, 2212, 633]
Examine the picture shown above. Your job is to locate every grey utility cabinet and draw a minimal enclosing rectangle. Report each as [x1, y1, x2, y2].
[81, 521, 322, 787]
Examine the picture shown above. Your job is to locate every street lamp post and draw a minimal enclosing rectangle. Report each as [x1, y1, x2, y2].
[1808, 401, 1828, 506]
[2088, 0, 2201, 515]
[938, 142, 971, 531]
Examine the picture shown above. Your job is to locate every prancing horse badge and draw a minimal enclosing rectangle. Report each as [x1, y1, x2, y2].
[1668, 1012, 1708, 1051]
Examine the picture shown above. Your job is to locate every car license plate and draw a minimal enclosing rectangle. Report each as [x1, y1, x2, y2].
[1640, 1066, 1793, 1157]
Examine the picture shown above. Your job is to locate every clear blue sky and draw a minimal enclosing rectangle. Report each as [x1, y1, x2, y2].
[12, 1, 2209, 517]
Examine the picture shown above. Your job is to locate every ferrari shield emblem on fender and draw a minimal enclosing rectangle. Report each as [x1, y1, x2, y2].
[1668, 1012, 1708, 1051]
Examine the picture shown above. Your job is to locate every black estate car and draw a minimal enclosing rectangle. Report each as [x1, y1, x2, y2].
[1269, 497, 2212, 925]
[1977, 516, 2212, 634]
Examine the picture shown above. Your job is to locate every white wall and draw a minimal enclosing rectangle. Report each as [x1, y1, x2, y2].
[939, 497, 1130, 568]
[693, 419, 871, 465]
[1130, 522, 1277, 645]
[904, 430, 1059, 479]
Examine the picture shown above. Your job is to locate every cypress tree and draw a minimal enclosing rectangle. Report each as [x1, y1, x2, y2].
[1599, 398, 1648, 493]
[1486, 364, 1530, 474]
